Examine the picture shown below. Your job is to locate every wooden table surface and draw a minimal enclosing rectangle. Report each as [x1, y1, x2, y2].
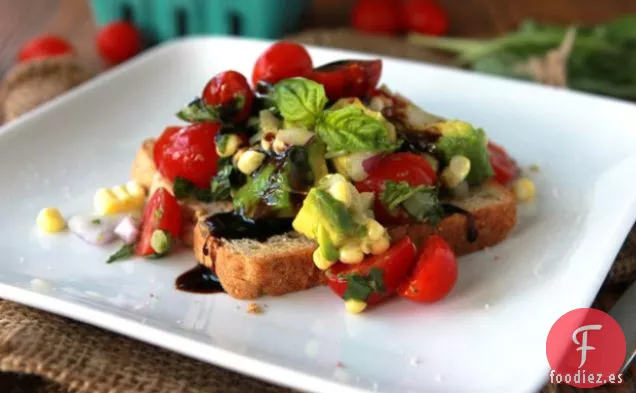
[0, 0, 634, 392]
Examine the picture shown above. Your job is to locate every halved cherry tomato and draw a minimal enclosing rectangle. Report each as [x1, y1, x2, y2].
[355, 152, 437, 225]
[326, 237, 417, 307]
[252, 41, 313, 86]
[136, 188, 182, 256]
[398, 235, 458, 303]
[154, 122, 221, 188]
[351, 0, 402, 35]
[310, 59, 382, 101]
[96, 21, 142, 66]
[488, 141, 518, 185]
[201, 70, 254, 123]
[18, 35, 74, 63]
[402, 0, 449, 37]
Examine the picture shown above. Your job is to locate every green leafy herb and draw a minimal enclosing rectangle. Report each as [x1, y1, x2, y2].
[215, 134, 230, 156]
[408, 16, 636, 99]
[176, 99, 218, 123]
[270, 78, 328, 129]
[90, 218, 101, 225]
[343, 268, 386, 301]
[315, 106, 399, 154]
[209, 160, 235, 201]
[381, 180, 443, 223]
[106, 243, 135, 264]
[173, 177, 214, 203]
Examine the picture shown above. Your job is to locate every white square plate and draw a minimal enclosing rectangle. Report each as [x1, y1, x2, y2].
[1, 37, 636, 393]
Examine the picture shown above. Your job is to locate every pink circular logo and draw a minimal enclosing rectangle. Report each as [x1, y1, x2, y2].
[546, 308, 626, 388]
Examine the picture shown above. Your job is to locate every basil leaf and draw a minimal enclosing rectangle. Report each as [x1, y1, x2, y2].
[271, 78, 327, 129]
[343, 268, 386, 301]
[173, 177, 214, 203]
[106, 243, 135, 264]
[210, 161, 234, 201]
[315, 106, 398, 154]
[176, 98, 219, 123]
[381, 180, 443, 223]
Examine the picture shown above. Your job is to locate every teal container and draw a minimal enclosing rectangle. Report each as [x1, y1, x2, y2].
[89, 0, 310, 42]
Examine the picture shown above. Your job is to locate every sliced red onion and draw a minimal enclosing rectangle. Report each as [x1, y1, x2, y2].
[114, 215, 140, 244]
[68, 215, 121, 245]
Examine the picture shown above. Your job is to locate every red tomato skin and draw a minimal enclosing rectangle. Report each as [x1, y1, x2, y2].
[487, 141, 518, 185]
[310, 59, 382, 101]
[135, 188, 182, 256]
[18, 35, 74, 63]
[402, 0, 449, 36]
[252, 41, 313, 86]
[326, 237, 417, 306]
[355, 152, 437, 225]
[96, 21, 142, 65]
[398, 235, 458, 303]
[154, 123, 221, 188]
[201, 70, 254, 123]
[351, 0, 402, 35]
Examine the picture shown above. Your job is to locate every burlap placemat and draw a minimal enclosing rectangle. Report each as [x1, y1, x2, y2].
[0, 29, 634, 393]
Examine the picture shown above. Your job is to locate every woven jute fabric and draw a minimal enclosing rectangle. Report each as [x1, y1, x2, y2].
[0, 29, 634, 393]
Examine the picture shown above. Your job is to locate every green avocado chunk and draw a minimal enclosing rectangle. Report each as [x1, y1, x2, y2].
[433, 120, 494, 185]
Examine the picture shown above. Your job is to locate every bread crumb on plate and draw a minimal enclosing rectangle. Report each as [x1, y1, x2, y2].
[247, 303, 264, 314]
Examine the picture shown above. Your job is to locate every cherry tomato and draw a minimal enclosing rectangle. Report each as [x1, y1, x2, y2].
[96, 21, 142, 66]
[488, 141, 518, 185]
[356, 152, 437, 225]
[18, 35, 74, 63]
[136, 187, 182, 256]
[154, 122, 221, 188]
[402, 0, 449, 36]
[252, 41, 313, 86]
[351, 0, 402, 35]
[398, 235, 458, 303]
[310, 59, 382, 101]
[201, 70, 254, 123]
[326, 237, 417, 307]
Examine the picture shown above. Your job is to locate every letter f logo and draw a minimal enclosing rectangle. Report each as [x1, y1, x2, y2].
[572, 324, 602, 368]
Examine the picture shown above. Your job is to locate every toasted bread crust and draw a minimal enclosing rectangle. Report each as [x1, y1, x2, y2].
[193, 182, 517, 300]
[133, 140, 517, 300]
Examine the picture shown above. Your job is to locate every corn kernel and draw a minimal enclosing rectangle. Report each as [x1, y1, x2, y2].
[237, 150, 265, 175]
[94, 188, 121, 215]
[366, 219, 385, 241]
[441, 155, 471, 188]
[360, 240, 372, 254]
[272, 139, 287, 155]
[329, 182, 353, 208]
[313, 248, 335, 270]
[345, 299, 367, 314]
[36, 207, 66, 233]
[232, 147, 248, 167]
[370, 236, 390, 255]
[216, 134, 242, 158]
[261, 132, 276, 152]
[125, 181, 146, 198]
[513, 177, 536, 201]
[339, 244, 364, 264]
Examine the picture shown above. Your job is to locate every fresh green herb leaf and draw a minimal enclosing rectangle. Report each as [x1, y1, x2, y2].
[173, 177, 216, 202]
[106, 243, 135, 264]
[315, 106, 399, 154]
[270, 78, 328, 129]
[343, 268, 386, 301]
[90, 218, 102, 225]
[209, 158, 236, 201]
[215, 134, 230, 156]
[176, 99, 219, 123]
[381, 180, 443, 223]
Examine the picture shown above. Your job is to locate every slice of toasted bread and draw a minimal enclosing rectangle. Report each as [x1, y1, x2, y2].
[194, 181, 517, 300]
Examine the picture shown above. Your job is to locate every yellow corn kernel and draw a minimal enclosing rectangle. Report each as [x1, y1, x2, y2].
[345, 299, 367, 314]
[36, 207, 66, 233]
[232, 147, 248, 167]
[441, 155, 471, 188]
[94, 188, 122, 215]
[370, 236, 390, 255]
[261, 132, 276, 152]
[313, 248, 335, 270]
[360, 240, 372, 255]
[111, 185, 130, 202]
[125, 181, 146, 198]
[366, 219, 385, 241]
[513, 177, 536, 201]
[272, 138, 287, 155]
[339, 244, 364, 264]
[216, 134, 242, 158]
[237, 150, 265, 175]
[329, 181, 353, 208]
